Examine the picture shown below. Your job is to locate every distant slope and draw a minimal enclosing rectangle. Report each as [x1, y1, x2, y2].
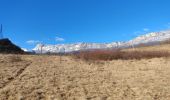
[0, 38, 24, 54]
[124, 40, 170, 52]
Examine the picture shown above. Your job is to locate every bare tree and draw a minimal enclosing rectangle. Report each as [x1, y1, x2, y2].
[59, 47, 65, 64]
[38, 44, 44, 54]
[130, 41, 135, 51]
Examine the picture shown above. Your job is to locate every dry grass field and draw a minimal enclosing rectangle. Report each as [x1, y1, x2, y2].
[1, 44, 170, 100]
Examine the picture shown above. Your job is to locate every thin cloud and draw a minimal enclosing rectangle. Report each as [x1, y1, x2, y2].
[133, 31, 142, 36]
[26, 40, 41, 45]
[167, 23, 170, 28]
[143, 28, 149, 32]
[55, 37, 65, 42]
[133, 28, 150, 36]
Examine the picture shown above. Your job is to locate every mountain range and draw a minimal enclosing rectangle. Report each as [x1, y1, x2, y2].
[33, 30, 170, 53]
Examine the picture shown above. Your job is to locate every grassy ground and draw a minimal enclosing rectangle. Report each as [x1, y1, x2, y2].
[0, 53, 170, 100]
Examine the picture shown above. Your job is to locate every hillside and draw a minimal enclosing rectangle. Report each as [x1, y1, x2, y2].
[0, 38, 24, 54]
[124, 41, 170, 52]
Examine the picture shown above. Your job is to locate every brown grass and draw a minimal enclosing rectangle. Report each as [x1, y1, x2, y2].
[0, 54, 170, 99]
[9, 55, 23, 62]
[73, 50, 170, 61]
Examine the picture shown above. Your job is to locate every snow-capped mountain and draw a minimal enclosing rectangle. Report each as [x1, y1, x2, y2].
[33, 30, 170, 53]
[33, 42, 125, 53]
[21, 48, 28, 52]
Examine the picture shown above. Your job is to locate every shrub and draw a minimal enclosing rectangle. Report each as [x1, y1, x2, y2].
[73, 50, 170, 61]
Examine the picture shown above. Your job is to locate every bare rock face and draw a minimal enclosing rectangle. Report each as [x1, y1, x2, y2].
[0, 38, 24, 54]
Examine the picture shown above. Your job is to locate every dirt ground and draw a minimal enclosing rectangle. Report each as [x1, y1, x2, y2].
[0, 54, 170, 100]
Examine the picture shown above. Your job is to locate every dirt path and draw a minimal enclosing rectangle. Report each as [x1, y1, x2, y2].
[0, 55, 170, 100]
[0, 62, 32, 90]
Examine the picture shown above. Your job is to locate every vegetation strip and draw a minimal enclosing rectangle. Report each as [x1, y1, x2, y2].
[73, 50, 170, 61]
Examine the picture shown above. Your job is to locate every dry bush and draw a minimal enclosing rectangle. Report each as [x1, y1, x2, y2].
[73, 50, 170, 61]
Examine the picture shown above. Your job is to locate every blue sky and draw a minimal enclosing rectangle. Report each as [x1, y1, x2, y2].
[0, 0, 170, 50]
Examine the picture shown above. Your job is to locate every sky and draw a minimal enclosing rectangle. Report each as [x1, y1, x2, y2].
[0, 0, 170, 50]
